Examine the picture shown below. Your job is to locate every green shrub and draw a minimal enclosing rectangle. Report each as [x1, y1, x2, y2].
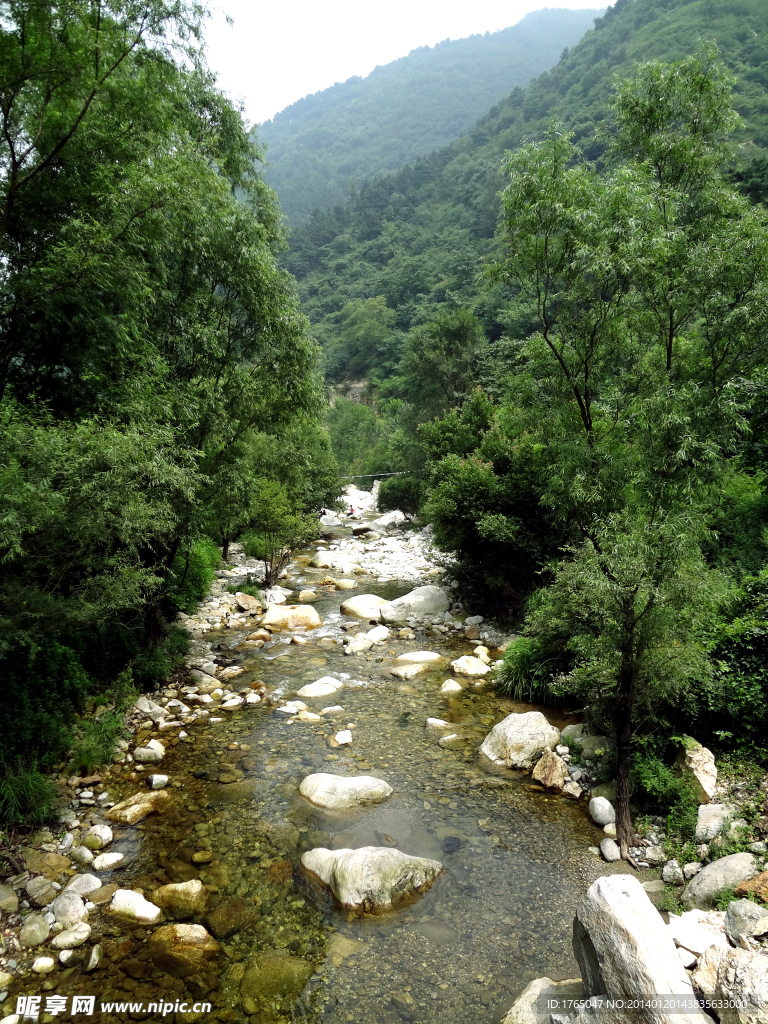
[167, 538, 222, 613]
[0, 640, 91, 767]
[497, 637, 565, 705]
[0, 760, 58, 825]
[68, 711, 126, 775]
[377, 475, 424, 519]
[713, 889, 741, 911]
[632, 751, 700, 843]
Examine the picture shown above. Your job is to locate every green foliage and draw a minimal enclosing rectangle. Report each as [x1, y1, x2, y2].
[325, 400, 396, 477]
[287, 0, 768, 383]
[399, 309, 489, 419]
[68, 712, 127, 776]
[168, 540, 222, 613]
[632, 751, 699, 843]
[498, 637, 567, 705]
[0, 761, 57, 827]
[241, 480, 319, 587]
[377, 476, 423, 520]
[713, 889, 742, 911]
[0, 640, 91, 767]
[261, 9, 601, 224]
[0, 1, 327, 763]
[658, 885, 685, 915]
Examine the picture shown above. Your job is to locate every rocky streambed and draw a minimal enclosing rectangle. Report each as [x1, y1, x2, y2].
[2, 494, 765, 1024]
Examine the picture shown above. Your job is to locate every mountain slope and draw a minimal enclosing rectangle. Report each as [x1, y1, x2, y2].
[259, 8, 602, 225]
[285, 0, 768, 380]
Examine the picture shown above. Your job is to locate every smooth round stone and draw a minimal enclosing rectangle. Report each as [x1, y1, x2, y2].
[82, 824, 112, 851]
[148, 774, 169, 790]
[93, 852, 125, 871]
[600, 838, 621, 863]
[31, 957, 55, 975]
[589, 796, 616, 826]
[440, 680, 463, 694]
[297, 677, 343, 698]
[299, 773, 393, 810]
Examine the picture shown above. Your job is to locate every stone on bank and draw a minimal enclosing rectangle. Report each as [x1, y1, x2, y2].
[480, 711, 560, 770]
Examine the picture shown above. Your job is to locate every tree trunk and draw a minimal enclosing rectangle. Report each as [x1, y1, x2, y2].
[222, 533, 230, 563]
[614, 662, 635, 859]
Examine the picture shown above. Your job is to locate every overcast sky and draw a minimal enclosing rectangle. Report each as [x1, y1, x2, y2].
[203, 1, 604, 126]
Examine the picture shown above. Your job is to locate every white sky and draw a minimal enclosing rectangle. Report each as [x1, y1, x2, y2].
[203, 1, 604, 126]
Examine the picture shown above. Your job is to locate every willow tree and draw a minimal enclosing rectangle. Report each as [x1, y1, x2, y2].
[493, 48, 768, 858]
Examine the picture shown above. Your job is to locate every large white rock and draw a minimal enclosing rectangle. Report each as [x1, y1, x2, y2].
[589, 797, 616, 826]
[682, 854, 759, 910]
[299, 774, 393, 810]
[392, 652, 442, 666]
[344, 635, 373, 655]
[694, 945, 768, 1024]
[93, 852, 125, 871]
[450, 655, 490, 677]
[261, 604, 322, 629]
[440, 679, 463, 694]
[695, 803, 737, 842]
[105, 789, 172, 824]
[480, 712, 560, 770]
[500, 977, 584, 1024]
[296, 677, 343, 698]
[677, 740, 717, 805]
[573, 874, 710, 1023]
[340, 594, 389, 621]
[366, 625, 389, 644]
[301, 846, 442, 912]
[667, 909, 729, 957]
[52, 892, 87, 927]
[64, 873, 102, 897]
[378, 586, 450, 623]
[109, 889, 163, 924]
[389, 651, 443, 679]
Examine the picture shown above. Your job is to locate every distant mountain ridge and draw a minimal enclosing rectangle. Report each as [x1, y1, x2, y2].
[258, 8, 603, 225]
[284, 0, 768, 380]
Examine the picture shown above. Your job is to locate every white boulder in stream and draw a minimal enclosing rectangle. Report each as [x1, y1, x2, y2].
[480, 711, 560, 770]
[379, 586, 450, 623]
[572, 874, 711, 1023]
[299, 774, 393, 810]
[389, 651, 443, 679]
[340, 594, 389, 621]
[301, 846, 442, 912]
[296, 676, 344, 698]
[261, 604, 321, 629]
[450, 655, 490, 677]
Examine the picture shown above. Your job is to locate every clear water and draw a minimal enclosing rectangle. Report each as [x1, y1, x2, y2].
[16, 537, 613, 1024]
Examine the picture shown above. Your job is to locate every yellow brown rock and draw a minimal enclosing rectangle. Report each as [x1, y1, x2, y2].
[104, 789, 172, 824]
[146, 923, 222, 978]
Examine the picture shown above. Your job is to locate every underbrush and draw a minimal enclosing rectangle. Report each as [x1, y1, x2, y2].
[0, 760, 58, 826]
[632, 747, 700, 844]
[497, 637, 566, 706]
[167, 538, 222, 613]
[67, 669, 139, 775]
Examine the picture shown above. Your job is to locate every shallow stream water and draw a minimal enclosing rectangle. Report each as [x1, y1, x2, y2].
[17, 521, 617, 1024]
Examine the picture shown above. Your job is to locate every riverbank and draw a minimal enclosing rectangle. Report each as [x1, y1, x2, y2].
[0, 495, 766, 1024]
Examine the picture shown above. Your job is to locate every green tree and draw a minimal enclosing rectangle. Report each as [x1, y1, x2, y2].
[488, 49, 768, 856]
[242, 481, 318, 587]
[0, 0, 324, 767]
[400, 308, 488, 418]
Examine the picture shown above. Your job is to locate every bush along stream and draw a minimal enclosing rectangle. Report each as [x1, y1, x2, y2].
[0, 490, 766, 1024]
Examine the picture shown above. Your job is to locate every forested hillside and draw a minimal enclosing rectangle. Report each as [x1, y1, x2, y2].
[288, 0, 768, 383]
[259, 7, 602, 224]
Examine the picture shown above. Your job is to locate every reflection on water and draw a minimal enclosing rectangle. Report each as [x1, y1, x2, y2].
[23, 544, 611, 1024]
